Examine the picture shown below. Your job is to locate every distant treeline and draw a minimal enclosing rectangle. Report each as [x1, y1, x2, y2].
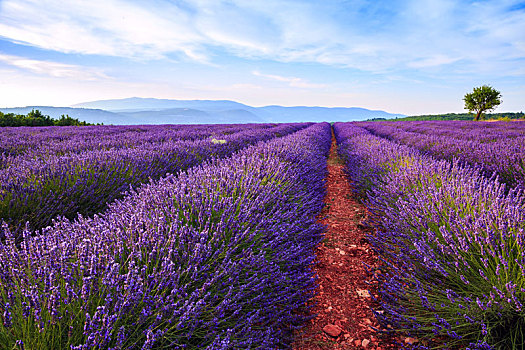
[368, 111, 524, 122]
[0, 109, 98, 127]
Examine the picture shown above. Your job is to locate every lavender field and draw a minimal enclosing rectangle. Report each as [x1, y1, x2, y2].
[0, 123, 308, 236]
[335, 121, 525, 349]
[0, 123, 331, 349]
[357, 120, 525, 191]
[1, 121, 524, 349]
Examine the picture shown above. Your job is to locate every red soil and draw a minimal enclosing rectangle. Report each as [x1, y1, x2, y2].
[293, 135, 402, 350]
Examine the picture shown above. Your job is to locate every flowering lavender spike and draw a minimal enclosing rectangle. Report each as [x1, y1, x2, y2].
[0, 122, 331, 349]
[334, 122, 525, 349]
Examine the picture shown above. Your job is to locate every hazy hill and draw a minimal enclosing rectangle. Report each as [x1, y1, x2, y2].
[2, 98, 407, 124]
[259, 105, 406, 122]
[73, 97, 256, 113]
[118, 108, 265, 124]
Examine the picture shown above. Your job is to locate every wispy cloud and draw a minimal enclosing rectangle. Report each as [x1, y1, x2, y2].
[0, 0, 523, 77]
[0, 0, 206, 61]
[407, 55, 461, 69]
[0, 0, 523, 114]
[0, 54, 108, 80]
[252, 70, 327, 89]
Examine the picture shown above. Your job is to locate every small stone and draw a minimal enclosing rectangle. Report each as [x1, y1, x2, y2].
[405, 337, 418, 344]
[343, 333, 351, 339]
[357, 289, 370, 298]
[362, 339, 370, 348]
[354, 339, 361, 346]
[339, 250, 346, 255]
[323, 324, 342, 338]
[363, 318, 373, 325]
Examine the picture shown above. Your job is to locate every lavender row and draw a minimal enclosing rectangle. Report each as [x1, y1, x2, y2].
[334, 122, 525, 349]
[0, 123, 275, 164]
[358, 121, 525, 191]
[371, 120, 525, 141]
[0, 122, 331, 349]
[0, 123, 308, 236]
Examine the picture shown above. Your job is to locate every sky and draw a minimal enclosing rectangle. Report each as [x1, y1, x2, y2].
[0, 0, 524, 115]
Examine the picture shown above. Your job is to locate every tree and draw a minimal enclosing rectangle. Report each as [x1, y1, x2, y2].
[0, 110, 95, 127]
[463, 85, 502, 121]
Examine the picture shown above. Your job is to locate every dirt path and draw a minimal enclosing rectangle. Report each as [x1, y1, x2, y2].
[293, 133, 399, 350]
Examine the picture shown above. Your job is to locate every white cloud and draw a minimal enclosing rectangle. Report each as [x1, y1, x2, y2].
[0, 0, 523, 77]
[252, 70, 327, 89]
[408, 55, 461, 68]
[0, 0, 205, 60]
[0, 54, 108, 80]
[0, 67, 178, 107]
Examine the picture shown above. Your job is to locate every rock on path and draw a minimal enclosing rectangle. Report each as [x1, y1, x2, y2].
[292, 132, 399, 350]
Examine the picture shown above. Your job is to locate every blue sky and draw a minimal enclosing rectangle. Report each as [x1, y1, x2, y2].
[0, 0, 524, 115]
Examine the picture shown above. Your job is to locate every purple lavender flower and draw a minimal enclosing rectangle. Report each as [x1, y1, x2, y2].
[334, 122, 525, 349]
[0, 122, 331, 348]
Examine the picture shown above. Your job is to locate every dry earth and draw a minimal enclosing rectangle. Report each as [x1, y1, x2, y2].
[292, 134, 404, 350]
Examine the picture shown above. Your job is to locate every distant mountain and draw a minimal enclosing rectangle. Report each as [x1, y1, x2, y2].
[73, 97, 257, 113]
[118, 108, 266, 124]
[2, 98, 406, 125]
[258, 106, 406, 122]
[213, 109, 266, 123]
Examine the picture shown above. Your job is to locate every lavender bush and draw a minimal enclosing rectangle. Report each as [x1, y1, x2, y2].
[0, 123, 307, 236]
[0, 124, 275, 160]
[358, 121, 525, 191]
[0, 123, 331, 349]
[334, 122, 525, 349]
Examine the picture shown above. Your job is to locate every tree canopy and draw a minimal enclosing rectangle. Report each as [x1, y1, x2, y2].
[463, 85, 502, 121]
[0, 110, 96, 127]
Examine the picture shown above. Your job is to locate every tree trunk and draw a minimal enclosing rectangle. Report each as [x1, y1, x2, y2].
[474, 110, 482, 121]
